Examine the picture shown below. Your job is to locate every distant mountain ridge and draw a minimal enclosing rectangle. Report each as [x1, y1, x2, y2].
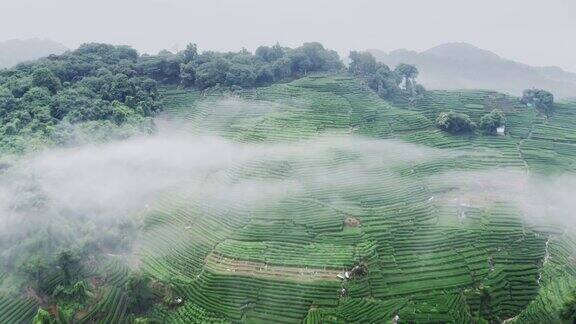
[0, 38, 68, 68]
[368, 42, 576, 99]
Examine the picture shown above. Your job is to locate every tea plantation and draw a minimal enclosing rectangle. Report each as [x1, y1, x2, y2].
[143, 75, 576, 322]
[2, 74, 575, 323]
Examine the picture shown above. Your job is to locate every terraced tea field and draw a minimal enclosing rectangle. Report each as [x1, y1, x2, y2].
[1, 75, 575, 323]
[136, 75, 576, 323]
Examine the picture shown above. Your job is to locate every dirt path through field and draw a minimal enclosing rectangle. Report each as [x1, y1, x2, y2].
[205, 252, 341, 282]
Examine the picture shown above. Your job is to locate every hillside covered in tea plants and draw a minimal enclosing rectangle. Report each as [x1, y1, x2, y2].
[0, 44, 575, 323]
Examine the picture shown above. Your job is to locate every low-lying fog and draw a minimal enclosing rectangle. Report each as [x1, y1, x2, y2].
[0, 118, 574, 267]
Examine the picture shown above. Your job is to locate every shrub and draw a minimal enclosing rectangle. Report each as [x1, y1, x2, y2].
[436, 111, 476, 134]
[33, 308, 54, 324]
[521, 88, 554, 115]
[479, 109, 506, 135]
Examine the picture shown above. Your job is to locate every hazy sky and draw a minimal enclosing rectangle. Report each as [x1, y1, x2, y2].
[2, 0, 576, 71]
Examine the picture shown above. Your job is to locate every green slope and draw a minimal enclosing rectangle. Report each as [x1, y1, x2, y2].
[27, 74, 572, 323]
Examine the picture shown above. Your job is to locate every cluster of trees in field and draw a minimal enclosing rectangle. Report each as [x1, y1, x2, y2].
[11, 213, 145, 322]
[435, 109, 506, 135]
[521, 88, 554, 115]
[348, 51, 424, 100]
[24, 249, 90, 322]
[479, 109, 507, 135]
[436, 88, 553, 135]
[26, 249, 159, 322]
[436, 111, 478, 134]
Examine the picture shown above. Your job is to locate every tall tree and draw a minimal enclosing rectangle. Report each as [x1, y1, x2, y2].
[522, 88, 554, 115]
[57, 250, 80, 285]
[125, 272, 156, 314]
[180, 43, 198, 64]
[394, 63, 419, 94]
[348, 51, 380, 76]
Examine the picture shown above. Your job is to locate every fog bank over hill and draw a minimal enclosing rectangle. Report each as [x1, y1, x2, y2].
[369, 42, 576, 99]
[0, 38, 68, 68]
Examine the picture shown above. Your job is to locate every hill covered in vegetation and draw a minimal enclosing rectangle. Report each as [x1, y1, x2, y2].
[0, 42, 345, 153]
[0, 43, 575, 323]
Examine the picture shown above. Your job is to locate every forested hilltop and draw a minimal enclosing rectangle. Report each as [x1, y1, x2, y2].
[0, 42, 344, 153]
[0, 42, 429, 154]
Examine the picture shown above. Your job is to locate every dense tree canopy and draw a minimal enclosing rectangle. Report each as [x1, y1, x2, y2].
[0, 43, 162, 152]
[0, 42, 346, 153]
[0, 43, 427, 154]
[139, 42, 343, 90]
[31, 67, 61, 94]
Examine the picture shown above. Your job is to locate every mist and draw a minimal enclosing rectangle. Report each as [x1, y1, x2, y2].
[0, 129, 441, 228]
[430, 169, 576, 230]
[1, 116, 574, 253]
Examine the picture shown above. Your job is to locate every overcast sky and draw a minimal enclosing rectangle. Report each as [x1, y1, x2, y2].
[2, 0, 576, 72]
